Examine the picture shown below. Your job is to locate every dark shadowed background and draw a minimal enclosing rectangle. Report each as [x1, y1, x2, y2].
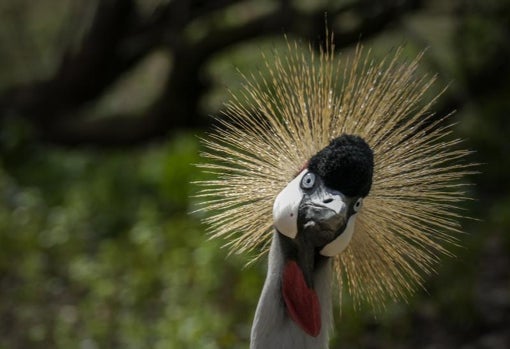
[0, 0, 509, 348]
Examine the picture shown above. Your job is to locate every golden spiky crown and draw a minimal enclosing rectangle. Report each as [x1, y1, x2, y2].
[197, 38, 472, 310]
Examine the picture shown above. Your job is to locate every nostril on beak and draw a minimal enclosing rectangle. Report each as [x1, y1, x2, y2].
[323, 198, 333, 204]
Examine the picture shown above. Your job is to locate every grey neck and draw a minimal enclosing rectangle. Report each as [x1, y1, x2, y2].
[250, 232, 333, 349]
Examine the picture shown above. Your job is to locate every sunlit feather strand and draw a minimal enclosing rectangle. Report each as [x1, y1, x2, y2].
[196, 39, 473, 310]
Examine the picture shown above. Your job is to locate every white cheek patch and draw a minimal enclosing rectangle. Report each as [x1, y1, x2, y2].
[272, 170, 307, 239]
[319, 213, 357, 257]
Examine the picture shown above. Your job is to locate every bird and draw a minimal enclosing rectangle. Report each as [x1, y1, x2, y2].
[196, 36, 473, 349]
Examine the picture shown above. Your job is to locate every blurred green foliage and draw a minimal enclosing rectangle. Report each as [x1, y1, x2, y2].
[0, 134, 265, 348]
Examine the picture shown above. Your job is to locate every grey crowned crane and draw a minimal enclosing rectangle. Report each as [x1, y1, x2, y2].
[197, 39, 473, 349]
[251, 135, 373, 348]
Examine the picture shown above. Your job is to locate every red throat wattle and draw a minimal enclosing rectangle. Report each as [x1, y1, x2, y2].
[282, 260, 321, 337]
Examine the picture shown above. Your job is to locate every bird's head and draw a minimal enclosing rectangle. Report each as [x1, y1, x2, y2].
[197, 41, 472, 345]
[271, 134, 373, 337]
[273, 134, 374, 257]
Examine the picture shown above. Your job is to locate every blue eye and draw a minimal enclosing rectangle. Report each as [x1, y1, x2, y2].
[301, 172, 316, 189]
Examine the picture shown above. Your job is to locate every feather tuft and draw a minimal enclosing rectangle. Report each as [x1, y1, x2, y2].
[196, 38, 474, 310]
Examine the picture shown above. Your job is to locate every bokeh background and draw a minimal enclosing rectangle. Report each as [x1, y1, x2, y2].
[0, 0, 509, 348]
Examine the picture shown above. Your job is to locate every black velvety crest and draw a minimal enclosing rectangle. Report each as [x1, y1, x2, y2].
[308, 134, 374, 197]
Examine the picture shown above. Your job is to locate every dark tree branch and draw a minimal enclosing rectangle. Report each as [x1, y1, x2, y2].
[0, 0, 424, 148]
[1, 0, 140, 120]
